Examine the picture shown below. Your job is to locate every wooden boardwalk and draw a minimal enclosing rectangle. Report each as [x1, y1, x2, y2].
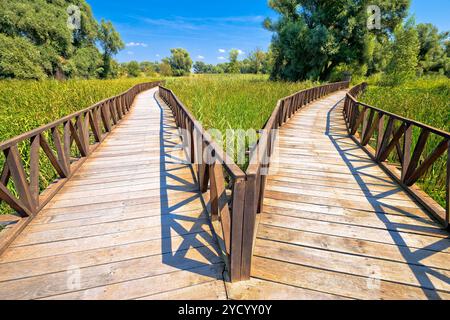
[0, 88, 227, 300]
[227, 91, 450, 300]
[0, 87, 448, 300]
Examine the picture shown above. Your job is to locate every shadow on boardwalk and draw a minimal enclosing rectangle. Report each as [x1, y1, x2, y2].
[326, 99, 450, 300]
[154, 93, 225, 279]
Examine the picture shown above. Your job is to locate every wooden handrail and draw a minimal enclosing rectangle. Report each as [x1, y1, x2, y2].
[344, 83, 449, 228]
[159, 81, 350, 282]
[158, 86, 247, 282]
[246, 81, 351, 206]
[0, 81, 161, 253]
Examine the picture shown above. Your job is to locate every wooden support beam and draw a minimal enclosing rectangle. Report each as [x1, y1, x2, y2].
[4, 146, 34, 214]
[404, 128, 430, 183]
[39, 133, 68, 179]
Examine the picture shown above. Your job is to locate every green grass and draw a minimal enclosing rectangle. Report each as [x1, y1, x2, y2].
[164, 74, 319, 134]
[165, 74, 319, 168]
[0, 77, 159, 215]
[0, 77, 159, 141]
[360, 76, 450, 208]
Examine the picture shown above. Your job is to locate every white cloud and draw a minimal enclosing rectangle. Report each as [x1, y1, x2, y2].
[218, 49, 226, 53]
[142, 18, 198, 30]
[197, 55, 205, 60]
[126, 42, 148, 48]
[217, 56, 226, 61]
[156, 54, 160, 57]
[127, 51, 134, 55]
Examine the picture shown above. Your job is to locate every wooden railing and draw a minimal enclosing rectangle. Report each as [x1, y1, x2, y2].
[0, 81, 161, 252]
[344, 83, 450, 228]
[246, 81, 351, 215]
[159, 81, 350, 282]
[159, 86, 249, 282]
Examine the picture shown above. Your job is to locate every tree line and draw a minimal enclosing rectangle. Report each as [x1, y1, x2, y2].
[0, 0, 124, 80]
[265, 0, 449, 83]
[1, 0, 448, 82]
[118, 48, 273, 78]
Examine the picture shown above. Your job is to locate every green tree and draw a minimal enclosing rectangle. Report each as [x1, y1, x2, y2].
[266, 0, 410, 81]
[0, 0, 105, 79]
[416, 23, 449, 75]
[126, 61, 141, 77]
[98, 19, 124, 79]
[248, 49, 267, 74]
[193, 61, 207, 74]
[159, 60, 173, 76]
[167, 48, 192, 76]
[139, 61, 157, 76]
[227, 49, 240, 74]
[0, 34, 46, 79]
[385, 21, 420, 84]
[65, 46, 103, 78]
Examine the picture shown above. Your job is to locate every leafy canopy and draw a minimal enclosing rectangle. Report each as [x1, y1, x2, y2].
[167, 48, 192, 76]
[266, 0, 410, 81]
[0, 0, 123, 79]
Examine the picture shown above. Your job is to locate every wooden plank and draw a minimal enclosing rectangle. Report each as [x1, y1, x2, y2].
[252, 256, 450, 300]
[227, 278, 350, 300]
[264, 189, 428, 217]
[0, 233, 216, 282]
[13, 214, 210, 247]
[257, 224, 450, 271]
[1, 221, 211, 264]
[0, 247, 223, 300]
[41, 264, 225, 300]
[138, 280, 227, 300]
[262, 205, 446, 238]
[260, 213, 450, 253]
[255, 238, 450, 291]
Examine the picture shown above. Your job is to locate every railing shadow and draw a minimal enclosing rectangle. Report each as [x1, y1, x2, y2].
[154, 92, 224, 279]
[325, 98, 450, 299]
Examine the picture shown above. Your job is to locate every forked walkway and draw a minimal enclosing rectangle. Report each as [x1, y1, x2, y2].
[228, 91, 450, 300]
[0, 88, 448, 300]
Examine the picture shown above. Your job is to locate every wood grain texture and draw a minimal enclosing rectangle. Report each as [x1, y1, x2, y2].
[0, 88, 227, 300]
[228, 90, 450, 300]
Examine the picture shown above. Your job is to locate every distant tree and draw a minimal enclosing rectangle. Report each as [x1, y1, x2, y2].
[214, 64, 227, 74]
[385, 21, 420, 84]
[265, 0, 410, 81]
[139, 61, 158, 76]
[98, 19, 125, 78]
[248, 49, 267, 74]
[227, 49, 240, 73]
[159, 60, 173, 76]
[126, 61, 141, 77]
[167, 48, 192, 76]
[416, 23, 449, 75]
[240, 58, 253, 74]
[193, 61, 207, 74]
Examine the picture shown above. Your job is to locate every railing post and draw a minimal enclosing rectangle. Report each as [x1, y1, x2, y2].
[446, 144, 449, 228]
[230, 177, 246, 282]
[240, 173, 257, 281]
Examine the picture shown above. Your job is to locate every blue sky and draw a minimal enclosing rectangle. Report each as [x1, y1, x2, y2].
[87, 0, 450, 64]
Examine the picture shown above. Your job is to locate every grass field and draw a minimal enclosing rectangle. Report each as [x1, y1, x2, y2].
[360, 76, 449, 207]
[0, 78, 159, 141]
[164, 74, 318, 133]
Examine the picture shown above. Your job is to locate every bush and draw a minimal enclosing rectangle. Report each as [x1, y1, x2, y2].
[0, 34, 46, 80]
